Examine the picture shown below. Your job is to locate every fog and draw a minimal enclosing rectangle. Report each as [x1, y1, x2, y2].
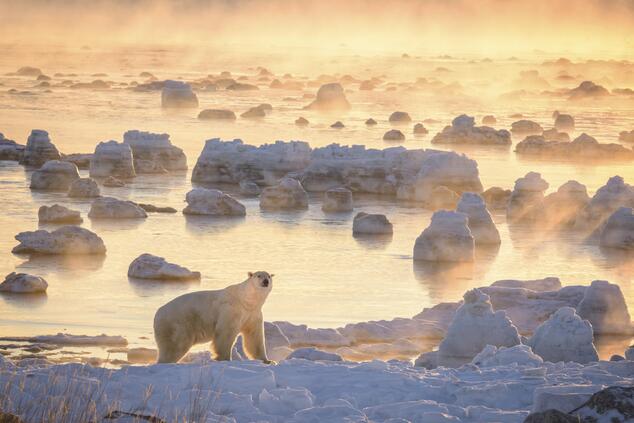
[1, 0, 634, 57]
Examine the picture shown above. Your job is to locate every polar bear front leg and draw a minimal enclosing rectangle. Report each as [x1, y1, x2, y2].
[242, 313, 271, 363]
[212, 317, 241, 361]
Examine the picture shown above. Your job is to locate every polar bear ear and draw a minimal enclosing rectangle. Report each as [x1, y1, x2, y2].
[248, 272, 254, 278]
[270, 274, 275, 278]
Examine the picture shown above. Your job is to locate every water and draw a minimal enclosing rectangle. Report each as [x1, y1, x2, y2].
[1, 45, 633, 361]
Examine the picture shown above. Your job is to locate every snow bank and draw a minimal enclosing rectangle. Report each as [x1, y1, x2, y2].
[437, 289, 521, 366]
[456, 193, 500, 244]
[413, 211, 475, 262]
[12, 226, 106, 255]
[4, 344, 630, 422]
[183, 188, 246, 216]
[471, 344, 543, 368]
[89, 141, 136, 179]
[431, 114, 511, 146]
[123, 130, 187, 172]
[20, 129, 61, 167]
[128, 254, 200, 280]
[191, 139, 311, 185]
[29, 160, 80, 191]
[526, 307, 599, 364]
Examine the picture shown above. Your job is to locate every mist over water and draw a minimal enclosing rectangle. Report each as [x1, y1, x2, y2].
[1, 0, 634, 363]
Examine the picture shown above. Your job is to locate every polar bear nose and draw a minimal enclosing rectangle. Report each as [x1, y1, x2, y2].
[262, 278, 269, 287]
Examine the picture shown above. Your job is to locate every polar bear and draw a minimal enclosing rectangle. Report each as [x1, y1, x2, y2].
[154, 271, 274, 363]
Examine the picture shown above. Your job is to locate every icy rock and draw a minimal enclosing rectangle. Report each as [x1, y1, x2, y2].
[128, 254, 200, 280]
[68, 177, 100, 198]
[38, 204, 82, 224]
[389, 111, 412, 123]
[527, 307, 599, 364]
[515, 133, 634, 160]
[383, 129, 405, 141]
[89, 141, 136, 179]
[16, 66, 42, 76]
[625, 346, 634, 361]
[191, 139, 311, 185]
[571, 386, 634, 422]
[300, 144, 425, 194]
[304, 83, 350, 110]
[619, 130, 634, 143]
[427, 186, 460, 210]
[482, 115, 497, 125]
[598, 207, 634, 250]
[241, 105, 267, 118]
[413, 211, 475, 262]
[295, 117, 309, 126]
[239, 180, 261, 196]
[102, 176, 125, 187]
[365, 118, 377, 125]
[507, 172, 549, 222]
[274, 321, 350, 347]
[123, 130, 187, 172]
[136, 203, 177, 213]
[482, 186, 511, 209]
[330, 121, 344, 128]
[554, 113, 575, 132]
[523, 409, 580, 422]
[542, 128, 571, 142]
[260, 178, 308, 210]
[397, 150, 483, 203]
[568, 80, 610, 100]
[20, 130, 61, 167]
[432, 114, 511, 146]
[12, 226, 106, 255]
[0, 272, 48, 294]
[576, 280, 632, 335]
[161, 80, 198, 108]
[511, 120, 544, 136]
[491, 277, 562, 292]
[88, 197, 148, 219]
[183, 188, 246, 216]
[456, 192, 500, 244]
[437, 288, 521, 365]
[574, 176, 634, 231]
[287, 347, 343, 362]
[62, 153, 92, 169]
[0, 134, 25, 161]
[541, 181, 590, 227]
[30, 160, 80, 191]
[322, 187, 353, 212]
[471, 344, 543, 368]
[198, 109, 237, 120]
[413, 123, 428, 135]
[352, 212, 393, 235]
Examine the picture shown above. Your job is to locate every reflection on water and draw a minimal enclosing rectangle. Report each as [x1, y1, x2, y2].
[353, 233, 393, 250]
[0, 48, 634, 362]
[0, 292, 48, 309]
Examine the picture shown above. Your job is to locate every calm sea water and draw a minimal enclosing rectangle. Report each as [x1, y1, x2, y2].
[1, 46, 633, 361]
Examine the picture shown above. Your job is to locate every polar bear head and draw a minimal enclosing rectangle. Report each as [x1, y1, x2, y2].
[248, 271, 274, 290]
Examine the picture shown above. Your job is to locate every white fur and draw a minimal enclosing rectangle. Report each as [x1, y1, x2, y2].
[154, 271, 273, 363]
